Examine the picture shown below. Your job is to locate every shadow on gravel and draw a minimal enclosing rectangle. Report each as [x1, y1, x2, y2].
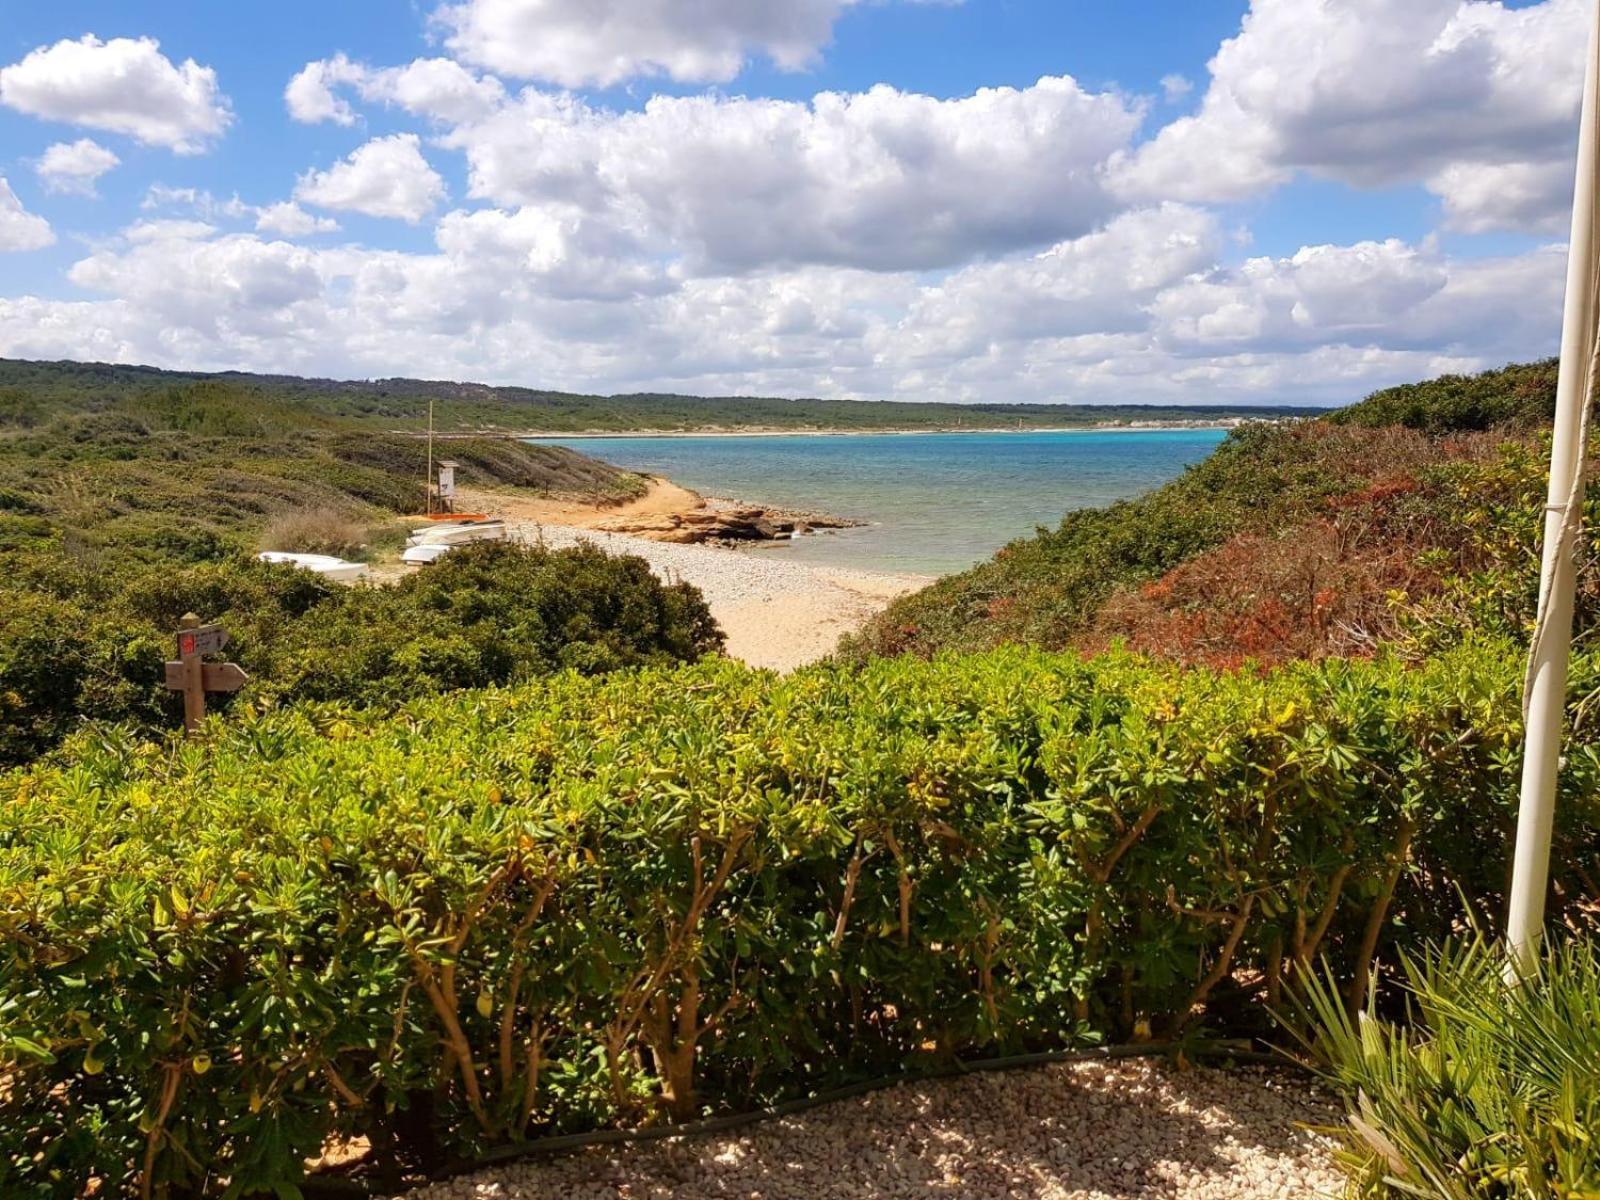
[402, 1060, 1343, 1199]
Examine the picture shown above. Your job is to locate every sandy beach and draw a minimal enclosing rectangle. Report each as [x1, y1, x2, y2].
[458, 482, 931, 671]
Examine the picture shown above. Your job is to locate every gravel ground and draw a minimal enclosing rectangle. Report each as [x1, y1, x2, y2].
[399, 1060, 1344, 1200]
[518, 522, 928, 670]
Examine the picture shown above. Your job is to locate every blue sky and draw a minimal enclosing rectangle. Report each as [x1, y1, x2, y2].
[0, 0, 1585, 404]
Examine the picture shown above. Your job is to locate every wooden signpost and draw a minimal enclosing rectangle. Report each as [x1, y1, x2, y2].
[164, 613, 249, 734]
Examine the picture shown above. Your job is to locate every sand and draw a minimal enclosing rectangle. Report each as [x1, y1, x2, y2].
[458, 479, 705, 530]
[459, 482, 930, 671]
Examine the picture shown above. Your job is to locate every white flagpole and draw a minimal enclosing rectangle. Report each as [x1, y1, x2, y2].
[1506, 0, 1600, 977]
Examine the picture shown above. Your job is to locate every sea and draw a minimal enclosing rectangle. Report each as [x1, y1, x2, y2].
[532, 429, 1230, 576]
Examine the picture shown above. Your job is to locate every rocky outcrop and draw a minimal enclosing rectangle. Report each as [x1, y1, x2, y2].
[592, 500, 862, 545]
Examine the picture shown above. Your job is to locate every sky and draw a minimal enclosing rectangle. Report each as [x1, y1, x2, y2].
[0, 0, 1585, 406]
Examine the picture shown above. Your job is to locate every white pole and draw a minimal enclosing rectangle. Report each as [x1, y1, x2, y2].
[427, 399, 435, 517]
[1506, 0, 1600, 977]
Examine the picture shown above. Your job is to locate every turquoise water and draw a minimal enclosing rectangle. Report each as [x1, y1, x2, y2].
[535, 429, 1229, 575]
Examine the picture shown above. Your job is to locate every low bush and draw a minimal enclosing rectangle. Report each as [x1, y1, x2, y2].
[254, 540, 725, 704]
[1330, 359, 1558, 433]
[4, 643, 1597, 1195]
[1295, 934, 1600, 1198]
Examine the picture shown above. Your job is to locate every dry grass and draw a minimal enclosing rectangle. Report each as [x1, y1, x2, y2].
[259, 507, 371, 558]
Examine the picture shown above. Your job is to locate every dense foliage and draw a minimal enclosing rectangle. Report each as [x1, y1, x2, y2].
[1297, 935, 1600, 1198]
[1330, 359, 1559, 433]
[0, 374, 684, 762]
[4, 643, 1599, 1195]
[0, 357, 1315, 433]
[0, 542, 721, 766]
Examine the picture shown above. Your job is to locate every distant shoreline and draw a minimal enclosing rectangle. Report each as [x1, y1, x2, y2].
[418, 421, 1259, 441]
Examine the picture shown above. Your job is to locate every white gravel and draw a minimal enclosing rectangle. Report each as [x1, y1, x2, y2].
[400, 1059, 1343, 1200]
[519, 522, 928, 670]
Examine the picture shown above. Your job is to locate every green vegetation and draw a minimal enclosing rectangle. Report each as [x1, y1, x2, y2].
[0, 356, 1316, 433]
[2, 354, 1597, 1198]
[0, 373, 708, 764]
[7, 642, 1598, 1195]
[1331, 358, 1560, 433]
[1295, 934, 1600, 1198]
[1, 542, 721, 767]
[846, 360, 1564, 664]
[0, 376, 642, 566]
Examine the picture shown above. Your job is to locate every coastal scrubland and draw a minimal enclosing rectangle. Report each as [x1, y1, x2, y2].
[2, 357, 1598, 1197]
[845, 359, 1570, 667]
[0, 375, 718, 766]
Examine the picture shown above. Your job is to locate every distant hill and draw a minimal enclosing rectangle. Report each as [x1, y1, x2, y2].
[0, 357, 1324, 433]
[0, 367, 644, 567]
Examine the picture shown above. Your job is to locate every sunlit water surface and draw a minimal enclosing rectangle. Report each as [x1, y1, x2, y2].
[534, 429, 1229, 576]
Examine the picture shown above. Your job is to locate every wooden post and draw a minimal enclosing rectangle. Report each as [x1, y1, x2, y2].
[178, 612, 206, 734]
[165, 616, 247, 737]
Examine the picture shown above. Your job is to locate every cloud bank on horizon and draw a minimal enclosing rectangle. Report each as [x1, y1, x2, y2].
[0, 0, 1587, 405]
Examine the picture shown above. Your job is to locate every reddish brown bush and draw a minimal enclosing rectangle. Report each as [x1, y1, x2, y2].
[1080, 436, 1506, 669]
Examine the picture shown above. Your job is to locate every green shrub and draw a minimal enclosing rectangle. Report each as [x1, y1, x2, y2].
[1294, 934, 1600, 1198]
[0, 543, 721, 765]
[256, 541, 725, 704]
[1330, 359, 1558, 433]
[4, 643, 1596, 1196]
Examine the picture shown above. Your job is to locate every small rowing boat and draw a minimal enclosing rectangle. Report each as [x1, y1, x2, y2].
[257, 552, 369, 582]
[401, 543, 456, 566]
[405, 519, 507, 548]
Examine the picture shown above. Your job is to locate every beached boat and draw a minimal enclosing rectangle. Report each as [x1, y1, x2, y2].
[405, 519, 507, 548]
[257, 552, 369, 582]
[400, 543, 456, 566]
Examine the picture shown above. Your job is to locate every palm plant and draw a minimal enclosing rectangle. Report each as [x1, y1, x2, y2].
[1290, 934, 1600, 1198]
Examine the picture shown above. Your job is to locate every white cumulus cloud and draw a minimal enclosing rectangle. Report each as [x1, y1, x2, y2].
[444, 77, 1144, 273]
[895, 206, 1223, 361]
[1149, 237, 1565, 361]
[294, 133, 446, 223]
[0, 35, 231, 153]
[434, 0, 849, 87]
[0, 178, 55, 252]
[286, 54, 506, 126]
[0, 206, 1565, 408]
[254, 202, 340, 237]
[1111, 0, 1587, 234]
[36, 138, 121, 197]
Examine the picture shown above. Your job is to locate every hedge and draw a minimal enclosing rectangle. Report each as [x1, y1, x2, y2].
[3, 643, 1598, 1196]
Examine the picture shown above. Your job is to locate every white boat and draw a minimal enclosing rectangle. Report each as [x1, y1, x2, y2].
[257, 552, 369, 582]
[401, 542, 456, 566]
[405, 519, 507, 548]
